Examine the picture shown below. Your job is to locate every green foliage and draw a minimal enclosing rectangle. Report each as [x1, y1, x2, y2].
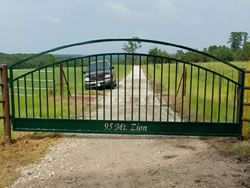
[208, 45, 234, 61]
[228, 32, 248, 50]
[148, 47, 169, 57]
[147, 32, 249, 63]
[0, 53, 73, 69]
[122, 36, 142, 53]
[148, 47, 169, 64]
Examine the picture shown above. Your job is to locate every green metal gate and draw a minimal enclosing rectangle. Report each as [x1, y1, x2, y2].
[9, 39, 245, 136]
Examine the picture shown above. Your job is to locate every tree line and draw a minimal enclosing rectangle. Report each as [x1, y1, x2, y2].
[0, 53, 73, 69]
[1, 32, 249, 69]
[126, 32, 250, 63]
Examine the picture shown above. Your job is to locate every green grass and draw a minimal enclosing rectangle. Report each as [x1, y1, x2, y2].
[143, 61, 249, 129]
[0, 64, 132, 137]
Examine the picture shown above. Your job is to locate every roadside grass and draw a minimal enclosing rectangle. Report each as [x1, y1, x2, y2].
[0, 132, 61, 188]
[143, 61, 249, 133]
[231, 141, 250, 155]
[206, 138, 250, 158]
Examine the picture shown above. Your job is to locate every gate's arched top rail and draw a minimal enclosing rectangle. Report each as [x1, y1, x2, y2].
[12, 52, 240, 86]
[9, 38, 243, 72]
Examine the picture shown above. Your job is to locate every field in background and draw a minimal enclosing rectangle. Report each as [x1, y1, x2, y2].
[0, 64, 132, 136]
[143, 61, 249, 135]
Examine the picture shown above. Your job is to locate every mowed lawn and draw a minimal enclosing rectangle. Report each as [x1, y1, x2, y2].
[143, 61, 249, 133]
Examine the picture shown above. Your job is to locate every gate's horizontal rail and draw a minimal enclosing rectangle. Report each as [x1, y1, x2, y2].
[14, 87, 52, 90]
[11, 70, 53, 73]
[18, 79, 53, 82]
[13, 118, 241, 137]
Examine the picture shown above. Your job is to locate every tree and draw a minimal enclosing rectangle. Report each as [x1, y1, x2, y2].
[148, 47, 169, 57]
[122, 37, 142, 53]
[148, 47, 169, 64]
[241, 42, 250, 61]
[228, 32, 249, 50]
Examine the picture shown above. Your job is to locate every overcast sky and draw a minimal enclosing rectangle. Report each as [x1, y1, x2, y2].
[0, 0, 249, 54]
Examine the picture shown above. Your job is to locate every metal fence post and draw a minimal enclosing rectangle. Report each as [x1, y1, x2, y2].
[0, 65, 11, 144]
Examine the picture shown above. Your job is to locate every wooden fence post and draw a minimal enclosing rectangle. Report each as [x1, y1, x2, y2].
[242, 61, 250, 138]
[0, 65, 11, 144]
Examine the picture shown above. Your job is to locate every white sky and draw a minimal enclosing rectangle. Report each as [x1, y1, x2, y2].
[0, 0, 249, 54]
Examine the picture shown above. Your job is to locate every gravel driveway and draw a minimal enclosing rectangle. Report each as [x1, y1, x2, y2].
[11, 66, 250, 188]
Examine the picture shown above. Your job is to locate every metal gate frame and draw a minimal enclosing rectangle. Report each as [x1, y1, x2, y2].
[8, 38, 245, 137]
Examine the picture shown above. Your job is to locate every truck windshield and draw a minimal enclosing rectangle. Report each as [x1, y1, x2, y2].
[86, 61, 110, 72]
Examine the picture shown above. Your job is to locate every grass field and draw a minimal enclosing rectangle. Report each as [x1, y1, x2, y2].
[143, 61, 250, 135]
[0, 64, 132, 136]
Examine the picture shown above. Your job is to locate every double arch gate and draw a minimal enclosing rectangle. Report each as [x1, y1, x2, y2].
[9, 39, 245, 136]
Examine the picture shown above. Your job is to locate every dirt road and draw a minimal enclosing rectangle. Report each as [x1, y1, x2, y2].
[11, 66, 249, 188]
[87, 65, 178, 121]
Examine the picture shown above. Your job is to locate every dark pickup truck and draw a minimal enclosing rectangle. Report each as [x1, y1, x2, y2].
[83, 60, 116, 89]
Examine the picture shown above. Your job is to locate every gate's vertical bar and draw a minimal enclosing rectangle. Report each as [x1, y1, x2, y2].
[188, 66, 193, 122]
[24, 76, 27, 117]
[39, 70, 42, 117]
[103, 55, 105, 120]
[67, 62, 70, 118]
[218, 77, 222, 122]
[174, 61, 178, 121]
[160, 58, 163, 122]
[131, 55, 134, 120]
[233, 84, 237, 123]
[225, 80, 229, 122]
[211, 74, 215, 122]
[1, 65, 11, 144]
[95, 56, 98, 120]
[138, 55, 141, 121]
[203, 70, 207, 122]
[17, 79, 20, 117]
[146, 56, 148, 121]
[183, 67, 187, 96]
[53, 65, 56, 118]
[117, 55, 120, 120]
[167, 60, 170, 122]
[31, 72, 34, 118]
[110, 55, 112, 120]
[88, 57, 91, 120]
[196, 68, 200, 122]
[152, 57, 156, 121]
[74, 60, 77, 119]
[81, 59, 84, 119]
[124, 55, 127, 120]
[45, 67, 49, 118]
[60, 64, 63, 118]
[60, 64, 63, 97]
[181, 63, 185, 122]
